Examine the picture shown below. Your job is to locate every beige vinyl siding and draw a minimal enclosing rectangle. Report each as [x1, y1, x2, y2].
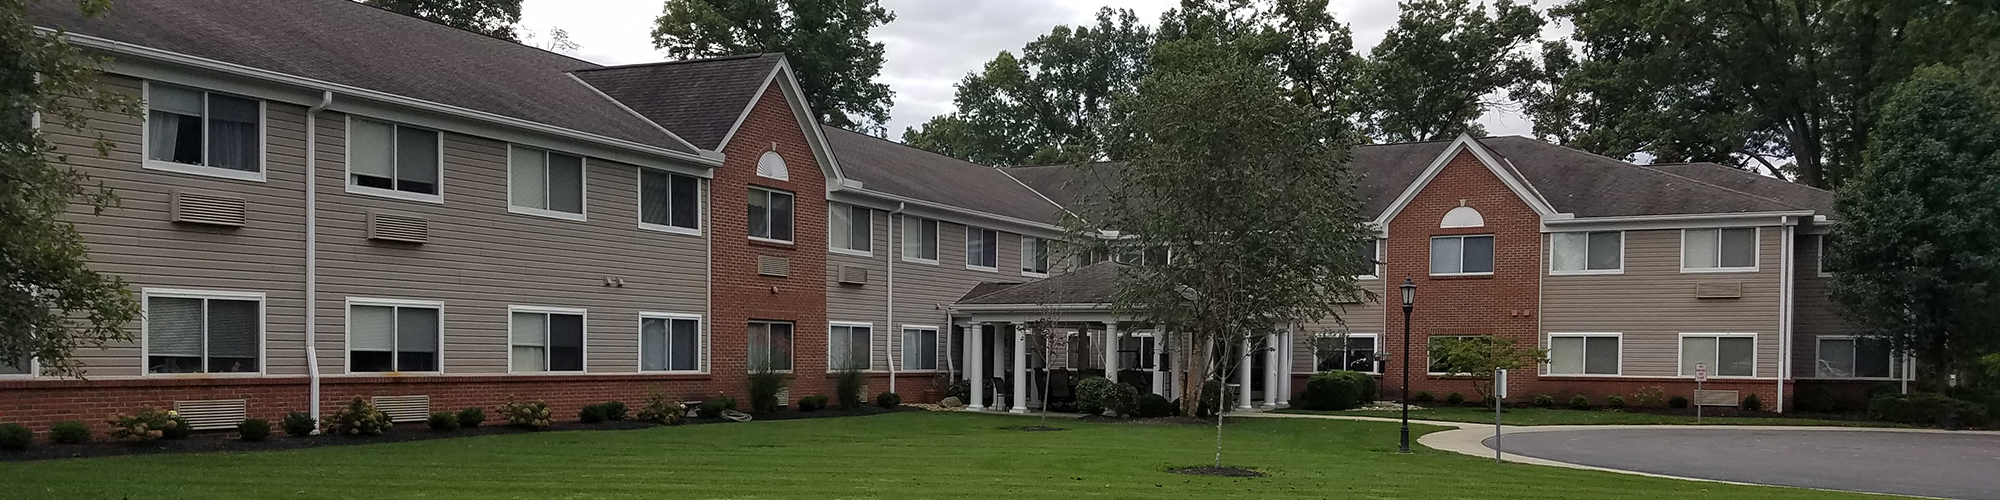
[1790, 233, 1896, 379]
[314, 111, 711, 375]
[1541, 227, 1784, 378]
[1293, 287, 1388, 374]
[825, 208, 890, 371]
[890, 217, 1023, 371]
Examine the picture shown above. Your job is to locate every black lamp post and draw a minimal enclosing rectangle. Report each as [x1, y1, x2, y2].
[1399, 277, 1416, 454]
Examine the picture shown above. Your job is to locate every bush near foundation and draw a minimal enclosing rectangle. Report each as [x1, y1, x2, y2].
[1568, 395, 1590, 410]
[427, 412, 459, 432]
[1412, 391, 1434, 403]
[456, 408, 486, 428]
[1532, 394, 1555, 407]
[282, 412, 317, 437]
[1668, 396, 1690, 409]
[499, 399, 552, 430]
[108, 407, 190, 442]
[327, 396, 393, 436]
[1075, 377, 1118, 415]
[1740, 394, 1763, 412]
[0, 423, 31, 449]
[1298, 371, 1372, 410]
[1869, 393, 1989, 427]
[1797, 386, 1839, 413]
[699, 398, 736, 418]
[835, 369, 867, 409]
[238, 418, 272, 441]
[1136, 393, 1177, 418]
[1445, 392, 1465, 406]
[635, 390, 687, 425]
[748, 370, 790, 414]
[1606, 395, 1626, 409]
[876, 391, 901, 409]
[50, 421, 90, 444]
[797, 395, 829, 412]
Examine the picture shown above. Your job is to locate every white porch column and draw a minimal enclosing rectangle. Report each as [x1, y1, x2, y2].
[1103, 323, 1119, 382]
[990, 324, 1005, 406]
[964, 322, 984, 411]
[1237, 337, 1254, 410]
[1168, 332, 1181, 400]
[1011, 323, 1029, 413]
[1263, 332, 1280, 407]
[1276, 327, 1292, 406]
[1151, 330, 1167, 397]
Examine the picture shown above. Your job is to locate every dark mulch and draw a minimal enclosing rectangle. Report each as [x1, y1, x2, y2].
[1170, 466, 1266, 477]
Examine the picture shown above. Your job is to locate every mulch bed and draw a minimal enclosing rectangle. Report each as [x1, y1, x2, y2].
[1170, 466, 1266, 477]
[1012, 425, 1066, 431]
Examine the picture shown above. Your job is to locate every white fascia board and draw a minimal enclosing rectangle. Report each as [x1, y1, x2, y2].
[829, 187, 1067, 237]
[1540, 210, 1817, 232]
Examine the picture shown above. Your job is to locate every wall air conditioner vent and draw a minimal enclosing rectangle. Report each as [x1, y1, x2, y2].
[170, 190, 247, 227]
[838, 265, 869, 285]
[1695, 282, 1743, 299]
[1694, 389, 1739, 407]
[759, 255, 789, 277]
[367, 211, 429, 244]
[173, 399, 247, 430]
[371, 395, 431, 423]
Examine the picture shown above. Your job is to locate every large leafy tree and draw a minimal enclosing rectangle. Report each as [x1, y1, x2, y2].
[1529, 0, 2000, 188]
[1828, 66, 2000, 390]
[652, 0, 895, 132]
[364, 0, 523, 42]
[1358, 0, 1542, 143]
[2, 0, 142, 376]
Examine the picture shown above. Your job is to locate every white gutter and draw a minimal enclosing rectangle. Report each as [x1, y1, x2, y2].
[1777, 219, 1796, 413]
[840, 187, 1064, 234]
[1541, 210, 1817, 225]
[304, 90, 332, 431]
[887, 202, 904, 394]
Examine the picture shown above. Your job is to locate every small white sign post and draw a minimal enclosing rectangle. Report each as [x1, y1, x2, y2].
[1694, 362, 1708, 424]
[1493, 368, 1507, 464]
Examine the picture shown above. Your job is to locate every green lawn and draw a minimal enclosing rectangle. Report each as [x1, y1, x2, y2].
[0, 412, 1902, 499]
[1279, 406, 1908, 427]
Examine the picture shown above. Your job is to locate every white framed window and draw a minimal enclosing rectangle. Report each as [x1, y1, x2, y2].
[1682, 227, 1758, 272]
[901, 326, 939, 371]
[508, 145, 586, 220]
[1021, 236, 1050, 277]
[143, 81, 265, 181]
[902, 215, 939, 263]
[1816, 336, 1892, 379]
[1551, 231, 1623, 274]
[828, 322, 872, 371]
[1547, 333, 1620, 375]
[1120, 333, 1159, 370]
[1356, 239, 1382, 279]
[748, 321, 795, 371]
[966, 226, 998, 271]
[1426, 335, 1488, 375]
[1429, 235, 1494, 275]
[639, 169, 701, 234]
[756, 151, 789, 180]
[1816, 234, 1839, 277]
[143, 289, 264, 375]
[0, 355, 36, 378]
[748, 187, 794, 243]
[830, 202, 872, 255]
[508, 306, 586, 373]
[346, 298, 442, 374]
[346, 117, 441, 202]
[640, 313, 702, 373]
[1679, 333, 1756, 377]
[1313, 334, 1380, 373]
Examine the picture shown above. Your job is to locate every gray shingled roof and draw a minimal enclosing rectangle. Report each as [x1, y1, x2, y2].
[958, 261, 1123, 305]
[823, 127, 1066, 224]
[1643, 163, 1835, 215]
[32, 0, 695, 154]
[572, 55, 784, 150]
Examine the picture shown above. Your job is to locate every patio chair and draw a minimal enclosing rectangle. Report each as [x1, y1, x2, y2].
[1047, 369, 1075, 407]
[990, 376, 1010, 409]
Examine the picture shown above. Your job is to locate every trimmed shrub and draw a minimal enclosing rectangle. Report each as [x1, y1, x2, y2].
[876, 391, 902, 409]
[51, 421, 90, 444]
[636, 390, 687, 425]
[1532, 394, 1555, 408]
[698, 398, 736, 418]
[0, 423, 31, 450]
[428, 412, 459, 432]
[1136, 393, 1176, 418]
[1105, 383, 1142, 417]
[1445, 392, 1466, 406]
[1075, 376, 1118, 415]
[1869, 393, 1989, 427]
[1412, 391, 1435, 403]
[798, 395, 830, 412]
[1568, 395, 1591, 410]
[327, 396, 393, 436]
[1299, 371, 1372, 410]
[1740, 394, 1763, 412]
[456, 407, 487, 429]
[1797, 386, 1839, 413]
[282, 412, 317, 437]
[238, 418, 272, 441]
[578, 404, 608, 424]
[1606, 395, 1626, 410]
[747, 370, 790, 414]
[835, 369, 867, 409]
[499, 399, 553, 429]
[600, 401, 628, 421]
[108, 407, 189, 442]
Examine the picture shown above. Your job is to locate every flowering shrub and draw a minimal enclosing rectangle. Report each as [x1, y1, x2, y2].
[499, 399, 553, 429]
[107, 407, 191, 442]
[635, 390, 686, 425]
[325, 396, 392, 436]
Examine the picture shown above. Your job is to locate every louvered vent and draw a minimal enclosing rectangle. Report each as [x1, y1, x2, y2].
[173, 399, 247, 430]
[367, 211, 429, 244]
[758, 255, 789, 277]
[1695, 282, 1743, 299]
[776, 387, 791, 407]
[837, 264, 869, 284]
[371, 395, 431, 423]
[1694, 389, 1740, 407]
[170, 190, 246, 227]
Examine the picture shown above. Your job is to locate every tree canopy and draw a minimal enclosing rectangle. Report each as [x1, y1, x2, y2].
[364, 0, 523, 42]
[1359, 0, 1542, 142]
[652, 0, 896, 132]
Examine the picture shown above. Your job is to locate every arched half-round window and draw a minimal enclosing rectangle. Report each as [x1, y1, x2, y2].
[1440, 206, 1485, 228]
[756, 151, 789, 180]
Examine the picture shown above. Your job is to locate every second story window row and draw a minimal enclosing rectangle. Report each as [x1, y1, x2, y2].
[508, 146, 586, 219]
[348, 118, 441, 200]
[1429, 235, 1494, 276]
[748, 187, 795, 242]
[145, 83, 263, 179]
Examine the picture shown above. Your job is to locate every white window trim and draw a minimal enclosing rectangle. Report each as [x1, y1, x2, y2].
[140, 80, 269, 183]
[901, 215, 940, 265]
[827, 321, 876, 373]
[965, 226, 999, 272]
[1813, 335, 1897, 380]
[1020, 235, 1049, 278]
[505, 145, 588, 222]
[900, 324, 941, 372]
[829, 203, 873, 257]
[1549, 231, 1625, 276]
[1676, 333, 1759, 379]
[635, 168, 702, 237]
[1543, 332, 1623, 376]
[506, 305, 589, 374]
[747, 186, 795, 244]
[342, 115, 445, 204]
[1428, 235, 1495, 277]
[1816, 234, 1834, 278]
[748, 320, 797, 373]
[1312, 333, 1381, 374]
[0, 356, 37, 379]
[1680, 227, 1760, 274]
[140, 287, 268, 377]
[1357, 239, 1382, 280]
[342, 297, 446, 375]
[756, 150, 789, 181]
[1124, 331, 1161, 370]
[639, 312, 704, 374]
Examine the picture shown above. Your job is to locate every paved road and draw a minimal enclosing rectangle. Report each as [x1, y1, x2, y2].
[1488, 428, 2000, 499]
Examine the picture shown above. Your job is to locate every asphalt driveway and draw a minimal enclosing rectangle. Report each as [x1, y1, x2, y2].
[1488, 427, 2000, 499]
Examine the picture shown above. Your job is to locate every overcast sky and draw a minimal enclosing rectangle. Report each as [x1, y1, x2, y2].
[519, 0, 1560, 140]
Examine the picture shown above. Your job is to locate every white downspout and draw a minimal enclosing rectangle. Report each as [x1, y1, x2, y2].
[1777, 221, 1795, 413]
[305, 90, 332, 430]
[887, 202, 904, 394]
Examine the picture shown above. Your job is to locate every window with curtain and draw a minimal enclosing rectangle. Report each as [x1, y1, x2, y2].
[902, 216, 938, 262]
[748, 321, 794, 371]
[1552, 231, 1623, 273]
[508, 146, 584, 216]
[828, 324, 871, 371]
[1683, 228, 1758, 270]
[1817, 337, 1892, 378]
[510, 310, 584, 372]
[902, 328, 938, 370]
[829, 202, 871, 252]
[1355, 239, 1381, 277]
[347, 303, 440, 373]
[1021, 236, 1049, 275]
[1680, 335, 1755, 377]
[1548, 334, 1620, 375]
[966, 227, 998, 269]
[348, 118, 439, 197]
[640, 169, 700, 231]
[1313, 335, 1379, 373]
[748, 187, 794, 242]
[641, 316, 700, 372]
[1429, 235, 1494, 275]
[146, 83, 261, 174]
[147, 294, 260, 374]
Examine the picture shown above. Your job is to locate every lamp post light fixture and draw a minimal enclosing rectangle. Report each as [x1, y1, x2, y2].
[1399, 277, 1416, 454]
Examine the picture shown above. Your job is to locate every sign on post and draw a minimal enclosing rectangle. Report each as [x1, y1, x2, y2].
[1493, 368, 1507, 463]
[1694, 362, 1707, 423]
[1695, 362, 1708, 382]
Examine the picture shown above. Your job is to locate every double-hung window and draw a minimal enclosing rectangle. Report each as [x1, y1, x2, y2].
[902, 216, 938, 263]
[347, 300, 441, 373]
[1683, 228, 1758, 272]
[828, 323, 872, 371]
[1356, 239, 1381, 278]
[1120, 334, 1158, 370]
[966, 227, 998, 270]
[510, 308, 585, 373]
[509, 146, 585, 219]
[1816, 336, 1892, 378]
[1547, 333, 1620, 375]
[640, 314, 701, 372]
[1314, 334, 1379, 373]
[902, 327, 939, 371]
[748, 321, 795, 371]
[748, 187, 794, 242]
[1551, 231, 1623, 273]
[348, 118, 440, 200]
[1680, 334, 1755, 377]
[830, 202, 871, 254]
[1426, 335, 1489, 375]
[145, 290, 262, 374]
[145, 83, 262, 179]
[1021, 236, 1050, 276]
[1429, 235, 1494, 275]
[639, 170, 700, 233]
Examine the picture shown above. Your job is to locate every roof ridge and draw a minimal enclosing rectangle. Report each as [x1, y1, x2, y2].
[1637, 165, 1808, 210]
[574, 53, 776, 72]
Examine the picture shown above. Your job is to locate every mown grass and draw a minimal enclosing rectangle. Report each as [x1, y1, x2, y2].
[1279, 405, 1908, 427]
[0, 412, 1904, 499]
